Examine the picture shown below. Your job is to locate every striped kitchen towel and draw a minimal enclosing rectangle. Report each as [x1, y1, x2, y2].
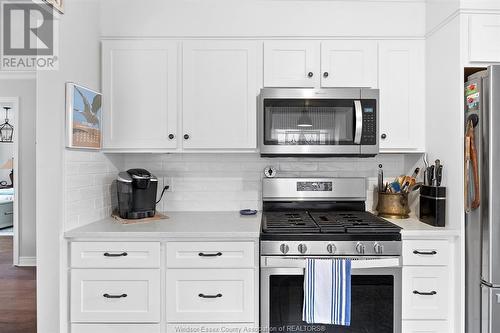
[302, 258, 352, 326]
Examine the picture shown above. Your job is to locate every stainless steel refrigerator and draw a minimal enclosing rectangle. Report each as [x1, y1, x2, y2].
[465, 65, 500, 333]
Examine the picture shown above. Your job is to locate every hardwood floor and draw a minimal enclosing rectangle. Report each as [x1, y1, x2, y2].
[0, 236, 36, 333]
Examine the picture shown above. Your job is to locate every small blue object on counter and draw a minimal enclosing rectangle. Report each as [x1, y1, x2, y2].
[240, 209, 257, 216]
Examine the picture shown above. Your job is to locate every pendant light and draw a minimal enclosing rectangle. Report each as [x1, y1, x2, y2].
[297, 101, 313, 128]
[0, 107, 13, 143]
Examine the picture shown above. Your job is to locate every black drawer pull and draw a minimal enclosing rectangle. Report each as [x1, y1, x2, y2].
[198, 293, 222, 299]
[413, 290, 437, 296]
[103, 293, 127, 299]
[198, 252, 222, 257]
[413, 250, 437, 255]
[4, 211, 13, 216]
[103, 252, 128, 257]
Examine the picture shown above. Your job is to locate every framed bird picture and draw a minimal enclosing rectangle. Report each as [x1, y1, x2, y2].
[65, 83, 102, 149]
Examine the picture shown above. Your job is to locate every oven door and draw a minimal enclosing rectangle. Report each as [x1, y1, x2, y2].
[261, 257, 401, 333]
[259, 88, 378, 156]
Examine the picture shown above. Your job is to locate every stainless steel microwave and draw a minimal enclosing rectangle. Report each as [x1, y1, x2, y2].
[259, 88, 379, 157]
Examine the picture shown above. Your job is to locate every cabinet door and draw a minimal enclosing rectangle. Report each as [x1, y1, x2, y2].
[378, 40, 425, 152]
[166, 269, 255, 322]
[469, 15, 500, 63]
[182, 41, 261, 150]
[71, 269, 160, 323]
[402, 267, 449, 320]
[102, 40, 178, 150]
[264, 41, 319, 87]
[320, 40, 377, 88]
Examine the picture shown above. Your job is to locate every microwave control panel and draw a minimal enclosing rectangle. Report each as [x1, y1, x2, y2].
[360, 100, 377, 145]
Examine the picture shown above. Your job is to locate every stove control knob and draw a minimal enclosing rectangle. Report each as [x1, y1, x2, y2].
[280, 244, 289, 255]
[374, 242, 384, 254]
[356, 242, 366, 255]
[298, 244, 308, 254]
[326, 243, 336, 254]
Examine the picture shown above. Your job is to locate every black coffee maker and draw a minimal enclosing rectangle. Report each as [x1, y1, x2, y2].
[117, 168, 158, 219]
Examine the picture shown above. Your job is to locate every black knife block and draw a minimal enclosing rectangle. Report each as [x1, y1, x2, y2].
[419, 185, 446, 227]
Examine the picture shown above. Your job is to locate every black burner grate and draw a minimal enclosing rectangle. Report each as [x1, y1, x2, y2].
[263, 210, 401, 234]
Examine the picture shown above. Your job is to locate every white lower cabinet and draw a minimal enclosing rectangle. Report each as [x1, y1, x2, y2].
[68, 240, 258, 331]
[401, 238, 454, 333]
[402, 321, 449, 333]
[402, 267, 449, 320]
[70, 269, 161, 323]
[166, 269, 255, 322]
[71, 324, 161, 333]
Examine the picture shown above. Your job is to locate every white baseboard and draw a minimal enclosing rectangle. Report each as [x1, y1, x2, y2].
[17, 256, 36, 267]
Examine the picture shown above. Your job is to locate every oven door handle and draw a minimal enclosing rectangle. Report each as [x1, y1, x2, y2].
[354, 100, 363, 145]
[262, 256, 401, 269]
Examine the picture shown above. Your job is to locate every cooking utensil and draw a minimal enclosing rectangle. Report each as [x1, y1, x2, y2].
[378, 164, 384, 193]
[466, 120, 480, 209]
[436, 165, 443, 186]
[434, 159, 441, 186]
[427, 165, 435, 186]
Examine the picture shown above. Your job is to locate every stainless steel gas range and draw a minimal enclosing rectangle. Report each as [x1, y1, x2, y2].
[260, 177, 402, 333]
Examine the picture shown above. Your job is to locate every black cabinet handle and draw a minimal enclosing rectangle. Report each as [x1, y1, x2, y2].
[168, 134, 175, 140]
[381, 133, 387, 139]
[103, 252, 128, 257]
[103, 293, 127, 299]
[184, 134, 190, 140]
[413, 290, 437, 296]
[323, 72, 329, 78]
[413, 250, 437, 255]
[198, 252, 222, 257]
[307, 72, 314, 78]
[198, 293, 222, 299]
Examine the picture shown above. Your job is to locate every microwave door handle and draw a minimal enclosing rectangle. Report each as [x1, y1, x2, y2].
[354, 100, 363, 144]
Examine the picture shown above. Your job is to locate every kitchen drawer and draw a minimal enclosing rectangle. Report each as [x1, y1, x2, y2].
[72, 324, 161, 333]
[402, 267, 449, 320]
[71, 269, 160, 323]
[71, 242, 160, 268]
[402, 320, 449, 333]
[166, 242, 255, 268]
[402, 240, 449, 266]
[166, 269, 255, 322]
[166, 324, 255, 333]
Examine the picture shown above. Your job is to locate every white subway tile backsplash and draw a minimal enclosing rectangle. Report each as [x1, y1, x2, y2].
[64, 150, 120, 230]
[65, 151, 416, 230]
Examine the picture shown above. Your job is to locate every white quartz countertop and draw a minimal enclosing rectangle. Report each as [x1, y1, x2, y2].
[64, 211, 459, 240]
[64, 211, 262, 240]
[386, 216, 460, 239]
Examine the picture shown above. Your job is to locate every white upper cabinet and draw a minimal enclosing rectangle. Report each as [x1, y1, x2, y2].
[263, 41, 320, 88]
[468, 14, 500, 63]
[182, 40, 261, 150]
[378, 40, 425, 152]
[263, 40, 378, 88]
[102, 40, 178, 150]
[320, 40, 378, 88]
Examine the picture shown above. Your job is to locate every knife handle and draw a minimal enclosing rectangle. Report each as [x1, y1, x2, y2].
[436, 165, 443, 186]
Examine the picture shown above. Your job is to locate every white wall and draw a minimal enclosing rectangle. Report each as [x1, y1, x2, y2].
[36, 1, 101, 332]
[0, 78, 36, 259]
[100, 0, 425, 38]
